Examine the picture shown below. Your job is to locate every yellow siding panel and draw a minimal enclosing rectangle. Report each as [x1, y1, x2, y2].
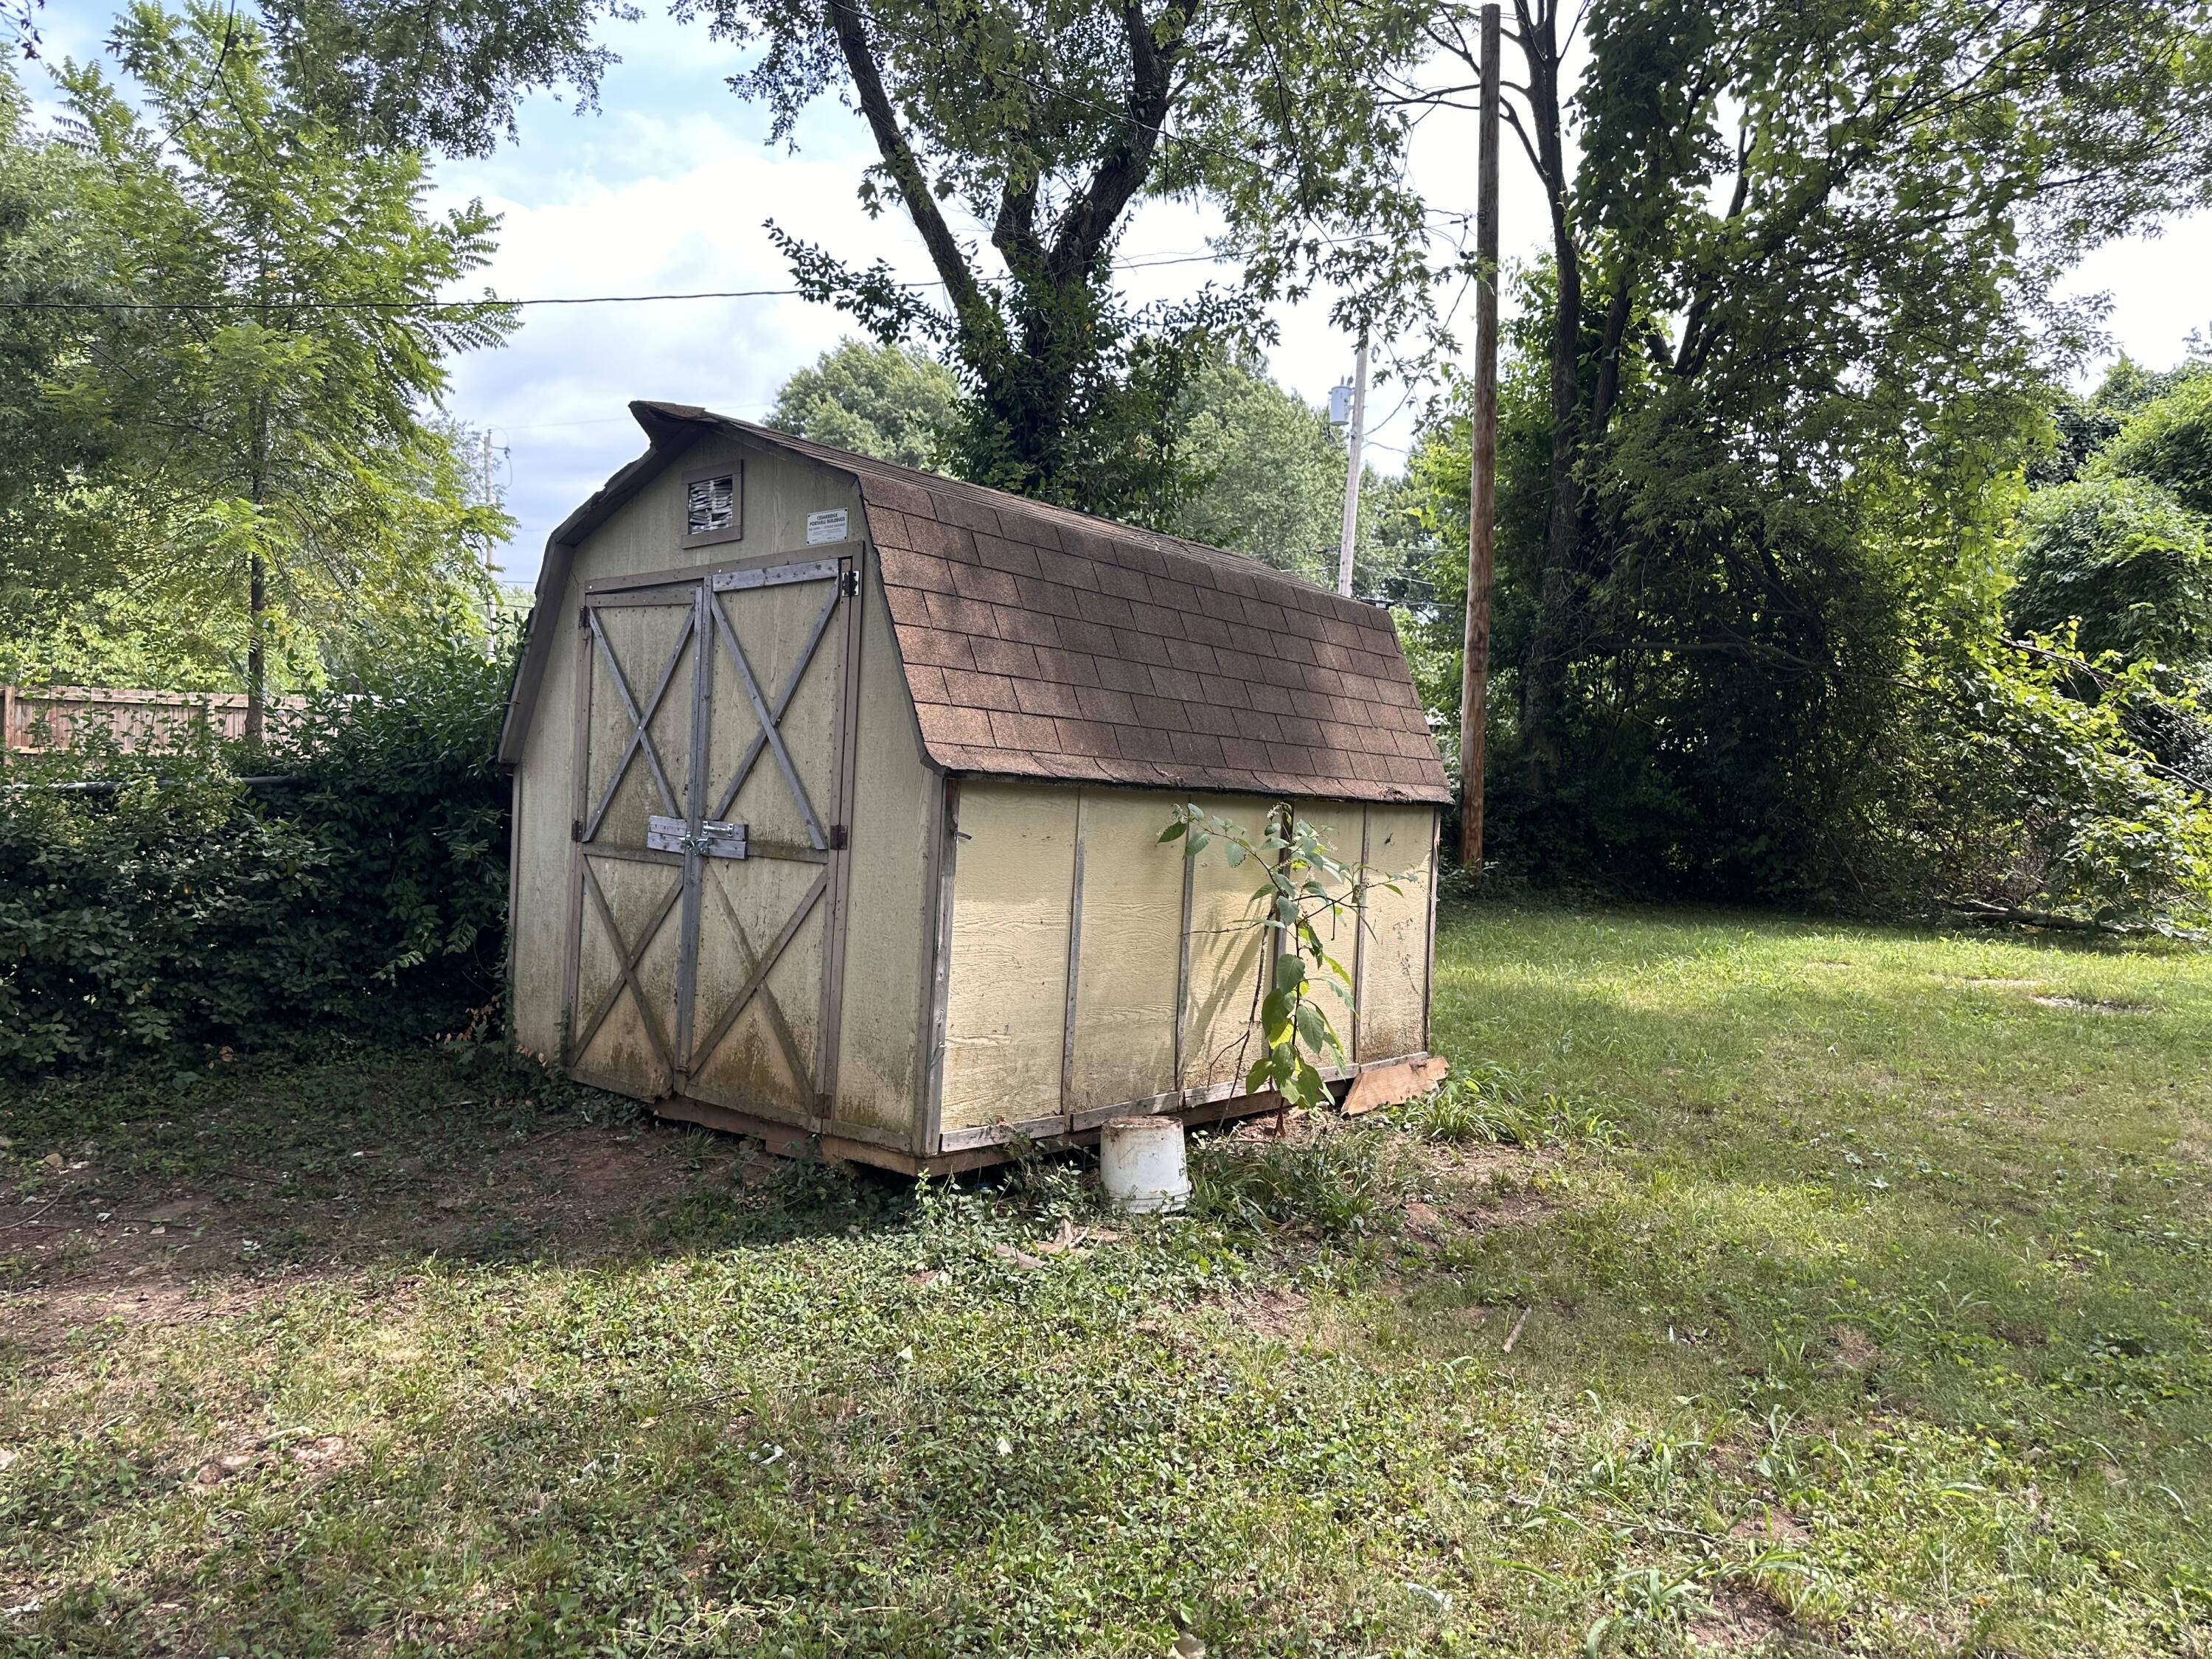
[511, 615, 575, 1062]
[1067, 790, 1183, 1113]
[1298, 801, 1366, 1067]
[1358, 804, 1436, 1061]
[1180, 794, 1273, 1091]
[939, 782, 1076, 1130]
[832, 558, 936, 1136]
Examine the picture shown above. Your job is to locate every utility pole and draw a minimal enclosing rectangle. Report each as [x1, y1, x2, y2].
[1336, 330, 1368, 598]
[481, 429, 495, 506]
[1456, 1, 1502, 877]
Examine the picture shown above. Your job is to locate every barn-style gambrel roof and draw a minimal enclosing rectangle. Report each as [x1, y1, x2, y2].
[501, 401, 1450, 805]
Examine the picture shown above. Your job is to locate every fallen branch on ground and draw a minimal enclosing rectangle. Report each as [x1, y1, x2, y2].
[1941, 901, 2204, 942]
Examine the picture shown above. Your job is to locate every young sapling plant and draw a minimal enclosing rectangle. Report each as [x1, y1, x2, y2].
[1160, 800, 1406, 1116]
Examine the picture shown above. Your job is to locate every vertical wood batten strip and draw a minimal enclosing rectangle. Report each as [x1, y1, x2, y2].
[919, 777, 961, 1155]
[1172, 827, 1194, 1094]
[1353, 805, 1371, 1065]
[1256, 796, 1293, 1089]
[817, 554, 867, 1121]
[910, 762, 948, 1157]
[1422, 808, 1441, 1054]
[675, 588, 712, 1084]
[1060, 790, 1088, 1116]
[560, 603, 594, 1068]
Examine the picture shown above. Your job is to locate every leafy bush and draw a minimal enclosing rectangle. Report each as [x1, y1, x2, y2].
[2006, 476, 2212, 666]
[2098, 372, 2212, 517]
[1842, 636, 2212, 933]
[0, 628, 510, 1075]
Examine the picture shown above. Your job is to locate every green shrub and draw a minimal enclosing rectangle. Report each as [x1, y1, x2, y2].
[2098, 372, 2212, 516]
[0, 627, 511, 1075]
[2006, 476, 2212, 667]
[1845, 636, 2212, 933]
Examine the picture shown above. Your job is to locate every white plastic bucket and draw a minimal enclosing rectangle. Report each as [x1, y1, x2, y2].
[1099, 1115, 1190, 1214]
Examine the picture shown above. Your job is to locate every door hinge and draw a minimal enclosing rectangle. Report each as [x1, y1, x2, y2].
[571, 819, 583, 842]
[839, 568, 861, 598]
[829, 824, 849, 850]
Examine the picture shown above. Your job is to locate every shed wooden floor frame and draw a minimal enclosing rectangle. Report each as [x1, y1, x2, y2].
[653, 1050, 1441, 1178]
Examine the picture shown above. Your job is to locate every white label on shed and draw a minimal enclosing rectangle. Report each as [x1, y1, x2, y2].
[805, 509, 849, 545]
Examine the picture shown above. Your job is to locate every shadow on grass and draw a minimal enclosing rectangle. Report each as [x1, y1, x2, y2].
[0, 1043, 921, 1318]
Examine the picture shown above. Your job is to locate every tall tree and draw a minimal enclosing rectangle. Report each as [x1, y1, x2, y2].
[260, 0, 1436, 520]
[765, 337, 958, 470]
[1383, 0, 2212, 866]
[1172, 347, 1397, 588]
[0, 68, 116, 636]
[49, 2, 515, 737]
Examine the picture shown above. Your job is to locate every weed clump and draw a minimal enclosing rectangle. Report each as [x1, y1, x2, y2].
[1391, 1064, 1619, 1148]
[1188, 1118, 1416, 1237]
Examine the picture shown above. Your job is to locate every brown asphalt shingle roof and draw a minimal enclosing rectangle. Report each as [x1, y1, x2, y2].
[519, 402, 1448, 805]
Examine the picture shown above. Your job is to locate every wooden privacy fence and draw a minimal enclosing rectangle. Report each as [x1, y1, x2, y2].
[1, 684, 310, 754]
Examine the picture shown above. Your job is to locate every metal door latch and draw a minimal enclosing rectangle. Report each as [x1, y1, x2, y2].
[647, 814, 748, 858]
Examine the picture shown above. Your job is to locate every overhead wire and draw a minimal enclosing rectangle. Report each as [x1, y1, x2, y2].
[31, 0, 1484, 472]
[12, 0, 1473, 320]
[0, 232, 1427, 313]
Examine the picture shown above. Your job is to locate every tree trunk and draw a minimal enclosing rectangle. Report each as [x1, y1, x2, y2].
[246, 380, 268, 748]
[245, 551, 266, 747]
[1511, 0, 1582, 794]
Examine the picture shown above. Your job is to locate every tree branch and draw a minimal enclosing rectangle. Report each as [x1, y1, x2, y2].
[1045, 0, 1200, 286]
[824, 0, 984, 319]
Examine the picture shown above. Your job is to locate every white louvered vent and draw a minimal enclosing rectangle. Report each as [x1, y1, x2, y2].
[687, 473, 735, 537]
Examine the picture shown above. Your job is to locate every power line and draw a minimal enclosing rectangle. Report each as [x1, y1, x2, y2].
[0, 239, 1385, 314]
[1, 286, 801, 313]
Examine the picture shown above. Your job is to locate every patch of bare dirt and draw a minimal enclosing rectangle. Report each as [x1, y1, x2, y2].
[2028, 995, 2151, 1015]
[1826, 1325, 1881, 1374]
[1409, 1142, 1562, 1237]
[192, 1429, 357, 1486]
[1687, 1582, 1795, 1654]
[1176, 1284, 1316, 1347]
[0, 1180, 264, 1352]
[1225, 1108, 1326, 1147]
[1, 1122, 711, 1358]
[1730, 1505, 1812, 1548]
[1402, 1199, 1446, 1239]
[500, 1126, 698, 1239]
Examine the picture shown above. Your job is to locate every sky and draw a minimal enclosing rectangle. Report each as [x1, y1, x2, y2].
[34, 2, 2212, 588]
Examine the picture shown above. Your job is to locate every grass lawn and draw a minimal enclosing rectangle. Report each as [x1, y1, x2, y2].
[3, 902, 2209, 1657]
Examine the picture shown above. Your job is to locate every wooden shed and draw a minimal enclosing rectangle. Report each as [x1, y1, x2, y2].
[498, 403, 1453, 1173]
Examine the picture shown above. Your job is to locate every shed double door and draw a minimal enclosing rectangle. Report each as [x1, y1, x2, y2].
[563, 554, 860, 1127]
